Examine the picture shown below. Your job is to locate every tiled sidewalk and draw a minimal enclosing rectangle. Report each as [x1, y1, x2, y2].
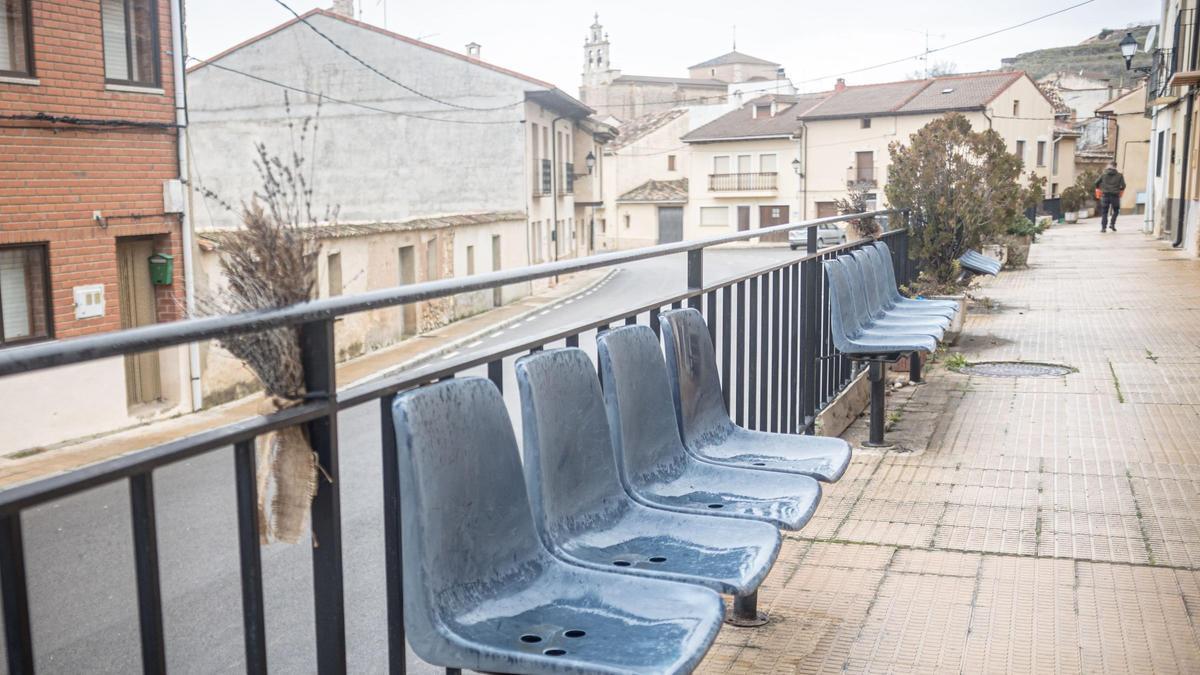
[700, 219, 1200, 673]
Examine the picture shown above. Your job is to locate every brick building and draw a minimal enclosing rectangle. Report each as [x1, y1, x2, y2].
[0, 0, 193, 453]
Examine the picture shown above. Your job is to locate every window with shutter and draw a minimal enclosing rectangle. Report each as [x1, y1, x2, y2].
[0, 244, 52, 346]
[102, 0, 159, 87]
[0, 0, 33, 77]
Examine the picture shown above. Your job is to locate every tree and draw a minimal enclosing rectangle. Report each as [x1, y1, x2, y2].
[905, 60, 957, 80]
[833, 185, 881, 238]
[885, 112, 1029, 285]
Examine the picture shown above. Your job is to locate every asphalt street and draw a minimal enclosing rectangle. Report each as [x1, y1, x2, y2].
[2, 247, 799, 674]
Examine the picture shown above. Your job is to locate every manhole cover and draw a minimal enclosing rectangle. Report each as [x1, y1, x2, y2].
[958, 361, 1074, 377]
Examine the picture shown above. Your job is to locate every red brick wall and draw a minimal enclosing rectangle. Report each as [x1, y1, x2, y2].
[0, 0, 181, 340]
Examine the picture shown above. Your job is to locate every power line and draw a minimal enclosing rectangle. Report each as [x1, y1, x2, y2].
[187, 57, 521, 125]
[795, 0, 1101, 84]
[269, 0, 523, 112]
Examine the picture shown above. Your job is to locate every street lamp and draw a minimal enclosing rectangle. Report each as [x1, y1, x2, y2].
[791, 157, 803, 178]
[585, 151, 596, 174]
[1119, 32, 1138, 69]
[1119, 32, 1151, 74]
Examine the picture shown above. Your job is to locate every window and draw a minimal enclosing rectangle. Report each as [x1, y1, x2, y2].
[623, 214, 631, 229]
[754, 103, 771, 118]
[530, 122, 540, 189]
[737, 155, 752, 173]
[600, 218, 607, 233]
[102, 0, 159, 87]
[667, 154, 676, 171]
[700, 206, 729, 227]
[713, 155, 730, 174]
[1012, 100, 1020, 116]
[0, 0, 33, 77]
[1051, 183, 1059, 197]
[1157, 131, 1166, 177]
[466, 245, 475, 275]
[326, 252, 342, 297]
[1036, 141, 1046, 167]
[1015, 140, 1025, 163]
[1052, 141, 1060, 175]
[759, 154, 777, 173]
[0, 244, 52, 346]
[861, 117, 871, 129]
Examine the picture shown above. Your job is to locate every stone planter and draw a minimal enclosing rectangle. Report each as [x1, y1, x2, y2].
[1065, 211, 1078, 223]
[981, 244, 1007, 267]
[1002, 234, 1032, 268]
[1078, 209, 1092, 219]
[929, 293, 966, 345]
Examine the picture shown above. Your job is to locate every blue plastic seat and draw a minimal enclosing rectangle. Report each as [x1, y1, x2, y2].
[850, 249, 953, 325]
[959, 249, 1002, 276]
[825, 258, 938, 355]
[869, 242, 959, 314]
[514, 348, 781, 597]
[392, 378, 725, 675]
[658, 308, 852, 482]
[837, 256, 946, 340]
[596, 325, 822, 530]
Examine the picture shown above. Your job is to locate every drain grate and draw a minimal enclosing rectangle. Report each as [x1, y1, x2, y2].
[958, 361, 1075, 377]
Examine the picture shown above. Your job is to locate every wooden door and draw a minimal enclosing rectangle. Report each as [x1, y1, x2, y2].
[737, 206, 751, 231]
[117, 238, 161, 405]
[491, 235, 502, 307]
[758, 205, 790, 242]
[398, 245, 416, 335]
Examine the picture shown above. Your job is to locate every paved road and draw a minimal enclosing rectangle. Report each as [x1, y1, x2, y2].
[3, 248, 799, 674]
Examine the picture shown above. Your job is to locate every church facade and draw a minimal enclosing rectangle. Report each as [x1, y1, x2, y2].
[579, 15, 780, 121]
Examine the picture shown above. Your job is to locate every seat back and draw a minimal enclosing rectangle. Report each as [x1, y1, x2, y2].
[391, 378, 546, 637]
[839, 254, 879, 327]
[850, 248, 886, 316]
[871, 241, 903, 299]
[823, 259, 860, 352]
[659, 308, 734, 445]
[596, 325, 690, 488]
[833, 255, 873, 334]
[515, 348, 630, 546]
[863, 245, 900, 308]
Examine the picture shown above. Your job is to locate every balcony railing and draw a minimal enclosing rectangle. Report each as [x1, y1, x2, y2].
[847, 166, 876, 187]
[0, 210, 912, 674]
[708, 172, 778, 191]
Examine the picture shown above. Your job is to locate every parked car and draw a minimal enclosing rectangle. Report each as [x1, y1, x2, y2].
[789, 223, 847, 250]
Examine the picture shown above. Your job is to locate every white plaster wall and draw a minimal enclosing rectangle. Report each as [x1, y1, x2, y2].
[684, 137, 801, 241]
[0, 358, 130, 454]
[187, 13, 529, 231]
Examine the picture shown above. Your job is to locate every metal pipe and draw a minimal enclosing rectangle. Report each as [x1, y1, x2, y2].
[864, 360, 888, 447]
[0, 210, 899, 379]
[550, 115, 567, 266]
[170, 0, 203, 411]
[728, 591, 767, 627]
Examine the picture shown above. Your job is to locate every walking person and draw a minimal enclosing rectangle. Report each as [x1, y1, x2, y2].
[1094, 163, 1126, 232]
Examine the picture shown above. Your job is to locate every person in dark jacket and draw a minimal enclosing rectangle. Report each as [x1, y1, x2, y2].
[1094, 163, 1126, 232]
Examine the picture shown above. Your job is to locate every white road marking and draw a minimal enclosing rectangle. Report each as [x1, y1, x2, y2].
[467, 341, 483, 348]
[525, 316, 537, 323]
[539, 310, 551, 316]
[490, 330, 504, 337]
[441, 351, 460, 360]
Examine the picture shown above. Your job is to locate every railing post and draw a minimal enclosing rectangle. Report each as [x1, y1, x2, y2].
[379, 398, 407, 675]
[800, 224, 820, 433]
[129, 473, 166, 675]
[301, 318, 347, 675]
[1, 513, 34, 675]
[234, 440, 269, 675]
[687, 249, 703, 311]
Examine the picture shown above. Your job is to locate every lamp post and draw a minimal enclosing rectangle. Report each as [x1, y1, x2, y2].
[1120, 32, 1152, 74]
[585, 151, 596, 174]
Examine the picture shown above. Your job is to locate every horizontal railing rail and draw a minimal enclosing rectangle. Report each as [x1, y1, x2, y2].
[0, 208, 911, 675]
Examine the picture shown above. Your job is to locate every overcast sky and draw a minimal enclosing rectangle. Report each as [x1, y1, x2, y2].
[186, 0, 1157, 95]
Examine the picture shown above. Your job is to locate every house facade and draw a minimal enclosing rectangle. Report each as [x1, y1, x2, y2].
[1145, 0, 1200, 254]
[1096, 84, 1152, 214]
[0, 0, 192, 453]
[187, 9, 612, 402]
[681, 71, 1067, 241]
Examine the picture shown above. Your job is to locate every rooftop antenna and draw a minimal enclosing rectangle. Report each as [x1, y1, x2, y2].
[732, 25, 737, 51]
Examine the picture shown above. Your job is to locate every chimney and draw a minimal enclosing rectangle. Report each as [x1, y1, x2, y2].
[835, 78, 847, 92]
[330, 0, 354, 18]
[466, 42, 481, 58]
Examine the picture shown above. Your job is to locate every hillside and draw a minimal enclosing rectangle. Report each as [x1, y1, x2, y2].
[1002, 24, 1155, 86]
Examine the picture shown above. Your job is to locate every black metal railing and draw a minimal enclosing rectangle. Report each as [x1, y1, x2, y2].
[1149, 48, 1176, 104]
[0, 210, 912, 675]
[708, 172, 778, 191]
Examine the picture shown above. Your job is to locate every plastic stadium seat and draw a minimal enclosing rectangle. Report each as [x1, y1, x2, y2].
[392, 378, 725, 674]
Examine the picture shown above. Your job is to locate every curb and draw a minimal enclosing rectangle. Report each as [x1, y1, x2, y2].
[342, 268, 619, 389]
